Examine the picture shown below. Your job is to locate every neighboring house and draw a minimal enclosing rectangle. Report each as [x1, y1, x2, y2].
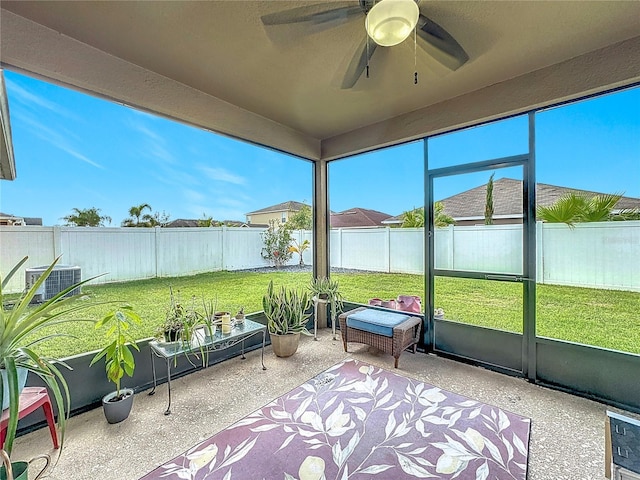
[383, 178, 640, 226]
[245, 201, 310, 226]
[0, 212, 42, 226]
[330, 208, 391, 228]
[165, 219, 200, 228]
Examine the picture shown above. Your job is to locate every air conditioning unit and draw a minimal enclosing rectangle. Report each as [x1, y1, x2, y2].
[25, 265, 82, 303]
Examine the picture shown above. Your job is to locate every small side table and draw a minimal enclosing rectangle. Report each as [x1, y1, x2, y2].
[149, 319, 267, 415]
[312, 296, 329, 340]
[0, 387, 58, 449]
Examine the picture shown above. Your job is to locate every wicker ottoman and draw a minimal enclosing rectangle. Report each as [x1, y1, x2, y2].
[339, 307, 422, 368]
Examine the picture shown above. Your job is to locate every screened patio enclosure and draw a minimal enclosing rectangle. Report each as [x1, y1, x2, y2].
[1, 2, 639, 412]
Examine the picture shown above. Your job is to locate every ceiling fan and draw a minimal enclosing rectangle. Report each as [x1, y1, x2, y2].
[261, 0, 469, 89]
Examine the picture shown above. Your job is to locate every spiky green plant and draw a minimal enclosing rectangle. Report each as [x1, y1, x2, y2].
[0, 256, 104, 455]
[309, 277, 344, 324]
[537, 191, 626, 226]
[262, 281, 311, 335]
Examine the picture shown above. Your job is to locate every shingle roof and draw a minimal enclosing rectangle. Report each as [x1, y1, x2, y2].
[441, 178, 640, 219]
[330, 208, 392, 228]
[165, 219, 201, 227]
[382, 179, 640, 223]
[245, 201, 310, 216]
[0, 212, 43, 225]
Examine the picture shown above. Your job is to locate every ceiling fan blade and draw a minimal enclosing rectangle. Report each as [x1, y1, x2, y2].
[341, 36, 378, 89]
[262, 4, 361, 26]
[416, 15, 469, 71]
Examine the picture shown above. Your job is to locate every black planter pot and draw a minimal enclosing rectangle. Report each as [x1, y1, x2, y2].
[164, 328, 182, 342]
[102, 388, 134, 424]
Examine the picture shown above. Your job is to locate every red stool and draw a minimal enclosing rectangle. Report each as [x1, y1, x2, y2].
[0, 387, 59, 449]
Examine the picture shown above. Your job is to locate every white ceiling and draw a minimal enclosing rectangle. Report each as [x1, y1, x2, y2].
[1, 1, 639, 161]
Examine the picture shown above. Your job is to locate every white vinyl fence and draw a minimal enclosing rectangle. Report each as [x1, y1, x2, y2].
[1, 222, 638, 293]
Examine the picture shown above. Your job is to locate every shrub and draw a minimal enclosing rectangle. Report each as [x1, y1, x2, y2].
[261, 220, 293, 268]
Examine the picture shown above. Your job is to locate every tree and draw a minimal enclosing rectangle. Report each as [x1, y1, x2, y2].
[400, 202, 454, 228]
[435, 202, 455, 227]
[198, 213, 223, 227]
[401, 208, 424, 228]
[149, 210, 171, 227]
[261, 220, 293, 268]
[288, 238, 311, 266]
[121, 203, 153, 227]
[198, 214, 214, 227]
[484, 173, 495, 225]
[286, 204, 312, 231]
[537, 191, 635, 227]
[62, 207, 111, 227]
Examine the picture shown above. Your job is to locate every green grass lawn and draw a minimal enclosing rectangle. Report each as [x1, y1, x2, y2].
[24, 270, 640, 358]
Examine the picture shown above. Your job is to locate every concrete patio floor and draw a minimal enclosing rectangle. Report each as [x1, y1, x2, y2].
[11, 329, 637, 479]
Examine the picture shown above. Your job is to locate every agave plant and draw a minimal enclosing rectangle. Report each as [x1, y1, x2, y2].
[0, 256, 103, 455]
[262, 280, 311, 336]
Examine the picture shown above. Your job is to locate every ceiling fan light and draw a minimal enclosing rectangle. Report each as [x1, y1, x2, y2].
[365, 0, 419, 47]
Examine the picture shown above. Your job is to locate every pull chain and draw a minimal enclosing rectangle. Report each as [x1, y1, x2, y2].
[366, 30, 370, 78]
[414, 27, 418, 85]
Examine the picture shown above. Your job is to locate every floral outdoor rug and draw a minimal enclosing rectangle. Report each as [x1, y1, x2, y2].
[141, 359, 531, 480]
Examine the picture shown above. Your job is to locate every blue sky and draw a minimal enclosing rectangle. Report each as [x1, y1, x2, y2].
[1, 70, 638, 226]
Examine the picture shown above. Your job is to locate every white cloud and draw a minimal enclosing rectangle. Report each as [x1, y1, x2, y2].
[60, 146, 103, 169]
[15, 113, 103, 169]
[6, 79, 78, 119]
[183, 188, 206, 204]
[127, 118, 164, 143]
[198, 165, 247, 186]
[127, 117, 176, 165]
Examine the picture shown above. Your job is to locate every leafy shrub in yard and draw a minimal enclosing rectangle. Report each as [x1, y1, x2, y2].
[261, 220, 293, 268]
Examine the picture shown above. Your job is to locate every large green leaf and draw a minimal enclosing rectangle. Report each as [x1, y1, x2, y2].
[0, 256, 107, 455]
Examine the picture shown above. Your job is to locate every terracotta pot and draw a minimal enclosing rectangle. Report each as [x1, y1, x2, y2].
[270, 332, 300, 358]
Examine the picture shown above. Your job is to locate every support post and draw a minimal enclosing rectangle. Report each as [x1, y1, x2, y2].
[313, 159, 330, 280]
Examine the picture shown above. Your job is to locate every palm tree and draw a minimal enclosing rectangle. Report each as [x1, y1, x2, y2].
[62, 207, 111, 227]
[401, 208, 425, 228]
[288, 238, 311, 266]
[122, 203, 153, 227]
[401, 203, 454, 228]
[537, 192, 626, 226]
[580, 193, 623, 222]
[435, 202, 455, 227]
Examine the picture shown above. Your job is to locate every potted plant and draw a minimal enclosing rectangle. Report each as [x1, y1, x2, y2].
[309, 277, 344, 338]
[263, 280, 311, 357]
[158, 287, 185, 342]
[90, 305, 141, 424]
[0, 256, 103, 463]
[234, 306, 245, 324]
